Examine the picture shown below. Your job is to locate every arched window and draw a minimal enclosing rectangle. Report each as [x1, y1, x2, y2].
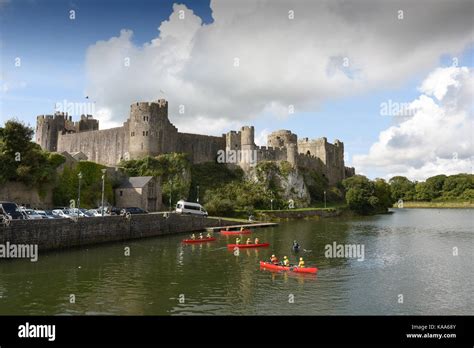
[306, 150, 311, 155]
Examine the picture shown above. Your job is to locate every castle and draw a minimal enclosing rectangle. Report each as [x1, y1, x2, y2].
[36, 99, 355, 185]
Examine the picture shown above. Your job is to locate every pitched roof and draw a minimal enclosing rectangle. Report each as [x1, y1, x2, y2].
[118, 176, 154, 189]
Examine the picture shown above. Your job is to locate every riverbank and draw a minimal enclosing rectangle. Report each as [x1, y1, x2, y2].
[254, 207, 346, 221]
[0, 213, 242, 252]
[393, 201, 473, 208]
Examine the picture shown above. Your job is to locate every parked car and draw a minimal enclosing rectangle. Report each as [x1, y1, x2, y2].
[109, 207, 122, 215]
[175, 200, 208, 217]
[52, 209, 75, 219]
[88, 209, 110, 217]
[21, 209, 44, 220]
[120, 207, 148, 215]
[0, 201, 26, 220]
[35, 210, 57, 219]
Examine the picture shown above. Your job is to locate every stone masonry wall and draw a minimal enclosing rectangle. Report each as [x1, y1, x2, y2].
[57, 124, 130, 166]
[0, 214, 241, 252]
[176, 133, 226, 163]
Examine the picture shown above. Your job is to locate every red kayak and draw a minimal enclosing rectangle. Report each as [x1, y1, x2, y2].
[227, 243, 270, 249]
[220, 230, 252, 235]
[182, 238, 216, 243]
[259, 261, 318, 274]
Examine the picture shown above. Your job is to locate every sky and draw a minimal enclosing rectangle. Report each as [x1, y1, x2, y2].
[1, 0, 473, 181]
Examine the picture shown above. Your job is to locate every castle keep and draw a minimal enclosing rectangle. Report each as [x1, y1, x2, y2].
[36, 99, 355, 185]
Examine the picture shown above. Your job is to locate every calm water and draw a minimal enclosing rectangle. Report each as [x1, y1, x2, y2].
[0, 209, 472, 315]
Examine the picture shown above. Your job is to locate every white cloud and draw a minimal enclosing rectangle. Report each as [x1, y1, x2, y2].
[353, 66, 473, 181]
[85, 0, 474, 136]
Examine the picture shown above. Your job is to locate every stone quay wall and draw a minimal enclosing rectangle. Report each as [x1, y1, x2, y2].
[0, 214, 239, 252]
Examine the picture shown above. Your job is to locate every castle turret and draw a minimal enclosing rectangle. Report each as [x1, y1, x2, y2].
[36, 112, 70, 152]
[128, 99, 169, 159]
[226, 130, 241, 151]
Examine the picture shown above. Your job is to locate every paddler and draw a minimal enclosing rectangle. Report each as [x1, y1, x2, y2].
[190, 233, 196, 240]
[199, 233, 203, 239]
[206, 232, 212, 238]
[270, 254, 279, 265]
[298, 257, 305, 268]
[246, 238, 252, 245]
[236, 237, 241, 244]
[282, 256, 290, 267]
[240, 226, 244, 231]
[254, 237, 259, 244]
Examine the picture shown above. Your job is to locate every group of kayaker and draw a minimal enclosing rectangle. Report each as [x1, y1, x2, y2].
[269, 254, 305, 268]
[189, 232, 212, 240]
[235, 237, 260, 245]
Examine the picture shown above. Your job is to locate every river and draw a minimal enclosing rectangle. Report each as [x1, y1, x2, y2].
[0, 208, 472, 315]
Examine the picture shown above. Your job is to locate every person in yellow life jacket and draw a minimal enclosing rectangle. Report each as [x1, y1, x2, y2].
[246, 238, 251, 245]
[236, 238, 241, 244]
[270, 254, 279, 264]
[206, 232, 212, 238]
[282, 256, 290, 267]
[199, 233, 203, 239]
[190, 234, 196, 240]
[298, 257, 305, 268]
[254, 237, 259, 244]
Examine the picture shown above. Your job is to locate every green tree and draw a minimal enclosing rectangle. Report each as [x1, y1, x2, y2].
[53, 161, 113, 208]
[441, 174, 474, 200]
[342, 175, 376, 214]
[0, 119, 65, 186]
[389, 176, 416, 201]
[374, 178, 394, 209]
[342, 175, 392, 214]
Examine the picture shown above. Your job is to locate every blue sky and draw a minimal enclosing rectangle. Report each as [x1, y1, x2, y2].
[1, 0, 473, 179]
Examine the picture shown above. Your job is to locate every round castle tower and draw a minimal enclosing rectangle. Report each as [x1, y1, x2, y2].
[239, 126, 256, 168]
[128, 99, 168, 159]
[267, 130, 297, 148]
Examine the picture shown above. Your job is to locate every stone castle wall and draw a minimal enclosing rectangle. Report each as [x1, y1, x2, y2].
[58, 124, 130, 166]
[176, 133, 226, 163]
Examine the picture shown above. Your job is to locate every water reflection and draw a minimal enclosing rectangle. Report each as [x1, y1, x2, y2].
[0, 209, 472, 315]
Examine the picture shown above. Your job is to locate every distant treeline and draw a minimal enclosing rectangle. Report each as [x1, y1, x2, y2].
[341, 174, 473, 215]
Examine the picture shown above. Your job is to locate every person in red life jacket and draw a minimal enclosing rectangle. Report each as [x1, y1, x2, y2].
[270, 254, 279, 265]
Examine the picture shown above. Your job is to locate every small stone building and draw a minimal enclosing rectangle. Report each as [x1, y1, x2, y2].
[115, 176, 161, 212]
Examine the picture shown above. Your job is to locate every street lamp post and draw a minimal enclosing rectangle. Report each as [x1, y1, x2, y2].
[169, 179, 172, 212]
[101, 169, 106, 216]
[196, 185, 200, 203]
[77, 172, 83, 218]
[324, 190, 327, 209]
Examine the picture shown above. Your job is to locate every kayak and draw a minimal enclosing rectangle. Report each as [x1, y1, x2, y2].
[182, 238, 216, 243]
[227, 243, 270, 249]
[220, 230, 252, 235]
[259, 261, 318, 274]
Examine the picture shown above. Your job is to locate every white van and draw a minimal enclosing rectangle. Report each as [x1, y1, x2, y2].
[175, 200, 208, 217]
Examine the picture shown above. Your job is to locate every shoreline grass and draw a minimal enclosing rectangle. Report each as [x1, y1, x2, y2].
[393, 201, 473, 209]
